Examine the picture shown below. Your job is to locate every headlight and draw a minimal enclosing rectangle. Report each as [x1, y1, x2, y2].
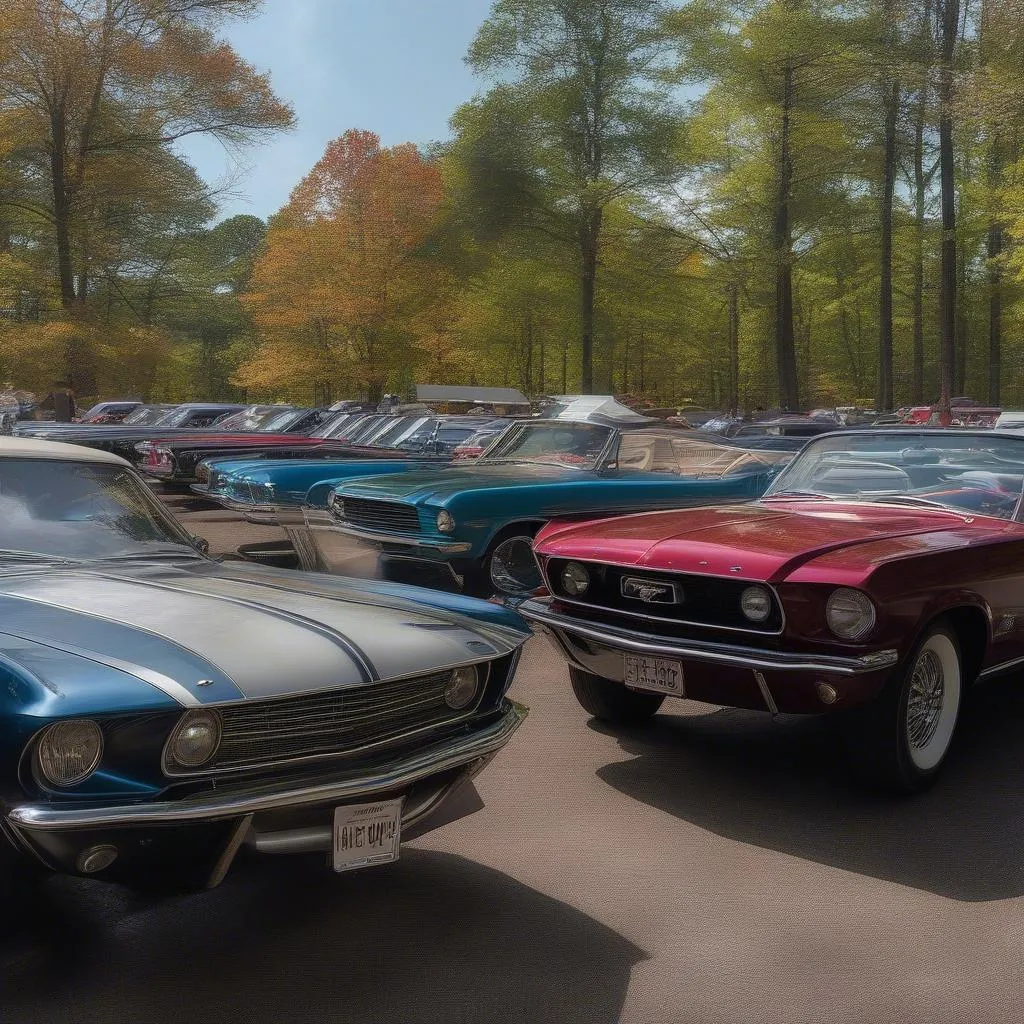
[826, 588, 876, 639]
[164, 709, 222, 770]
[328, 492, 345, 518]
[444, 665, 479, 710]
[436, 509, 456, 533]
[561, 562, 590, 596]
[37, 720, 103, 787]
[740, 585, 772, 623]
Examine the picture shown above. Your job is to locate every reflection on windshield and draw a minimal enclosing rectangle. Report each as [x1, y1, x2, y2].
[481, 422, 612, 468]
[215, 407, 291, 431]
[123, 406, 175, 425]
[764, 432, 1024, 520]
[0, 460, 197, 561]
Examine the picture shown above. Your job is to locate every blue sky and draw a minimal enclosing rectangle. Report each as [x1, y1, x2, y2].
[180, 0, 494, 221]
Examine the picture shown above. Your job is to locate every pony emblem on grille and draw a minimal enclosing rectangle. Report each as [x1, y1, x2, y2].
[620, 578, 681, 605]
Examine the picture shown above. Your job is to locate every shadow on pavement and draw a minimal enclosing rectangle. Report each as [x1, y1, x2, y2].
[595, 674, 1024, 902]
[2, 849, 642, 1024]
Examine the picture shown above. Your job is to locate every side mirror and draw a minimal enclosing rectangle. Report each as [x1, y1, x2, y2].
[191, 535, 210, 555]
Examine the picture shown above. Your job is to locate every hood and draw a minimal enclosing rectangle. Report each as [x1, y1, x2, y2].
[0, 564, 527, 710]
[334, 462, 581, 504]
[535, 500, 1010, 583]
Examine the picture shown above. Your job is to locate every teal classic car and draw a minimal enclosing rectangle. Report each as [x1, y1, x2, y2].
[285, 413, 802, 597]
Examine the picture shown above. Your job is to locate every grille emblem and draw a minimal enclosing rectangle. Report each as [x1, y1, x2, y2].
[621, 577, 680, 605]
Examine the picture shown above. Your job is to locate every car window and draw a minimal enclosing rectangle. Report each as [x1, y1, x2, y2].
[481, 422, 612, 468]
[765, 431, 1024, 520]
[0, 459, 197, 560]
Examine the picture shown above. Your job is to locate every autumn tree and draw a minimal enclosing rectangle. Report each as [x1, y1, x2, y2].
[239, 130, 451, 402]
[0, 0, 292, 390]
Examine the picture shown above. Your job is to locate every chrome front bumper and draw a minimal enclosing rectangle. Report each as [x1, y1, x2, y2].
[519, 598, 898, 676]
[7, 703, 526, 884]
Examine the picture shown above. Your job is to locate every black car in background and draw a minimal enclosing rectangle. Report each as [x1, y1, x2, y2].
[14, 403, 251, 460]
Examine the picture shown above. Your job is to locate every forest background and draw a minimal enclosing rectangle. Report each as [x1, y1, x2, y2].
[3, 0, 1024, 413]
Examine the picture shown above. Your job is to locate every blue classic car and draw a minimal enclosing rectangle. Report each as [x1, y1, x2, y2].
[0, 436, 528, 889]
[192, 417, 512, 525]
[285, 406, 802, 597]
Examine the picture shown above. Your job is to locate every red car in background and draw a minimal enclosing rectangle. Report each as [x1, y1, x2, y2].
[521, 429, 1024, 792]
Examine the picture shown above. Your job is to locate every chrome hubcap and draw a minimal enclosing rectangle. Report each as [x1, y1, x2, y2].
[906, 649, 945, 750]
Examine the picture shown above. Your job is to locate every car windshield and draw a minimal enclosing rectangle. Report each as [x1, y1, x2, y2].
[763, 431, 1024, 520]
[310, 412, 353, 438]
[123, 405, 174, 425]
[0, 459, 200, 562]
[214, 406, 294, 431]
[159, 406, 220, 427]
[480, 421, 613, 468]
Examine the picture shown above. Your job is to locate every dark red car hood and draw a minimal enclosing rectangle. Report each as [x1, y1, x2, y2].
[535, 501, 1018, 585]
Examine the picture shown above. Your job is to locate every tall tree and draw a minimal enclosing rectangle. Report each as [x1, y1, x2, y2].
[0, 0, 292, 388]
[461, 0, 683, 393]
[239, 131, 451, 402]
[936, 0, 960, 416]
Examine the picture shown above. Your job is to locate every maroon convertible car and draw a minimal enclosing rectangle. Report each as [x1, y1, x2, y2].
[522, 429, 1024, 792]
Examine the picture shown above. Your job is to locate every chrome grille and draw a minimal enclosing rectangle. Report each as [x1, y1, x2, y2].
[338, 497, 420, 534]
[171, 670, 472, 774]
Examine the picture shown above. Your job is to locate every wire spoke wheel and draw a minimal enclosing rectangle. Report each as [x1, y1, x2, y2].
[902, 631, 961, 774]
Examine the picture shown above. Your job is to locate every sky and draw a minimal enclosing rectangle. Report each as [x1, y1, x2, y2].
[180, 0, 494, 222]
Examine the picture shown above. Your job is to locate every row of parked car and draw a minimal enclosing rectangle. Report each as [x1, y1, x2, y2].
[5, 395, 1024, 894]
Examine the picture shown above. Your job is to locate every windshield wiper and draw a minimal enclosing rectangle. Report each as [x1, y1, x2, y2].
[764, 489, 838, 501]
[869, 495, 973, 515]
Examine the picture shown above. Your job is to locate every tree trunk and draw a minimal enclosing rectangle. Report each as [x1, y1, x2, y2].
[50, 114, 77, 310]
[878, 76, 899, 413]
[579, 207, 602, 394]
[911, 0, 932, 405]
[774, 62, 799, 412]
[937, 0, 959, 420]
[988, 205, 1003, 406]
[955, 236, 968, 395]
[727, 284, 739, 415]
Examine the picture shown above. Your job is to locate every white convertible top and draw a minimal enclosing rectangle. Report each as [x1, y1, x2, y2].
[0, 434, 129, 466]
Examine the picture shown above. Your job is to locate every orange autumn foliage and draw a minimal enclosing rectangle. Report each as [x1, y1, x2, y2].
[237, 130, 454, 399]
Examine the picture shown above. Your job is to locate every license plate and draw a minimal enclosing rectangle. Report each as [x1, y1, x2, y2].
[623, 654, 685, 696]
[332, 798, 403, 873]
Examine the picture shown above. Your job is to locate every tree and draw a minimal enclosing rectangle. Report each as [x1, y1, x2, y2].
[461, 0, 684, 393]
[0, 0, 292, 388]
[239, 130, 452, 402]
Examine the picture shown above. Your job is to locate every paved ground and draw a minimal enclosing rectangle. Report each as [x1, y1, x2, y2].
[5, 501, 1024, 1023]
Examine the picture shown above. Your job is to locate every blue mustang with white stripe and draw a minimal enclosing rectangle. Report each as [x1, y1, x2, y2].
[0, 437, 528, 889]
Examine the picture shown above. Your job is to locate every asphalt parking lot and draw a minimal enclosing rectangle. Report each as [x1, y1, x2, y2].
[4, 498, 1024, 1023]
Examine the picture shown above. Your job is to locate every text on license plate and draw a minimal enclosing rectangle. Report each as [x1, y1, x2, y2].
[332, 798, 403, 873]
[623, 654, 685, 696]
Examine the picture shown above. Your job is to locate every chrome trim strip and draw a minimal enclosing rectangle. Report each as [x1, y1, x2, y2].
[7, 702, 526, 831]
[520, 599, 896, 676]
[0, 628, 200, 706]
[979, 655, 1024, 680]
[321, 519, 473, 553]
[753, 670, 779, 715]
